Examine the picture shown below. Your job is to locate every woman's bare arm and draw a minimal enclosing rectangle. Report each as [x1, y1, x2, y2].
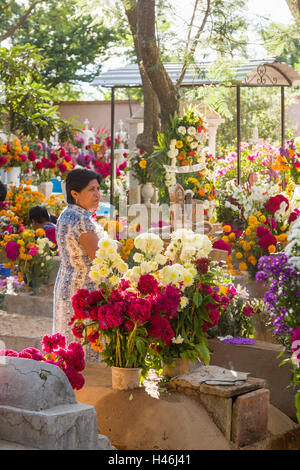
[78, 232, 99, 260]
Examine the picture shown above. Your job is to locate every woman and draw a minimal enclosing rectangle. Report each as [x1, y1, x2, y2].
[53, 168, 107, 348]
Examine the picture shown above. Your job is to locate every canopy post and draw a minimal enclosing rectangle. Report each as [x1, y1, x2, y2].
[110, 86, 115, 214]
[281, 86, 285, 148]
[281, 86, 286, 189]
[236, 85, 241, 185]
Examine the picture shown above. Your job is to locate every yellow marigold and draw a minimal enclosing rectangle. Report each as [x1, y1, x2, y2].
[280, 226, 287, 232]
[139, 160, 147, 169]
[245, 228, 251, 236]
[229, 232, 236, 241]
[278, 233, 287, 242]
[91, 342, 105, 352]
[239, 262, 248, 271]
[248, 216, 258, 226]
[19, 253, 27, 260]
[222, 235, 229, 243]
[243, 242, 251, 252]
[259, 215, 266, 223]
[235, 252, 243, 259]
[268, 245, 276, 253]
[248, 256, 257, 266]
[35, 228, 45, 237]
[223, 225, 232, 233]
[256, 211, 262, 217]
[126, 238, 134, 249]
[176, 140, 183, 149]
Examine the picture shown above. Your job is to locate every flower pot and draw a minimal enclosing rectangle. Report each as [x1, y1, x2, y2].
[111, 366, 142, 390]
[38, 181, 53, 199]
[141, 182, 154, 205]
[162, 358, 190, 377]
[6, 167, 21, 186]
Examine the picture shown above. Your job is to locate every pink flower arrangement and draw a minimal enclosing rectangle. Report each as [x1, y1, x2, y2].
[0, 333, 85, 390]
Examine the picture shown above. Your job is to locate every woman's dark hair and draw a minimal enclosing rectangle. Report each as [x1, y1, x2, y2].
[29, 205, 51, 224]
[66, 168, 101, 204]
[0, 181, 7, 202]
[50, 214, 58, 224]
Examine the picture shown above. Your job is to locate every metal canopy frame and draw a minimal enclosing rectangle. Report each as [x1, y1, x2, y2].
[92, 59, 300, 205]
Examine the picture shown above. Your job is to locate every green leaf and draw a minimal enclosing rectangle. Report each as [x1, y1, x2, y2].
[193, 292, 203, 307]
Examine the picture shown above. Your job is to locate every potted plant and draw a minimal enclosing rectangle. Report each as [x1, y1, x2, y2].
[70, 237, 151, 390]
[130, 149, 154, 204]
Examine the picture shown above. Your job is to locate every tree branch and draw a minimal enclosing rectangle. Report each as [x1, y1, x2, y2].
[0, 0, 46, 43]
[176, 0, 211, 88]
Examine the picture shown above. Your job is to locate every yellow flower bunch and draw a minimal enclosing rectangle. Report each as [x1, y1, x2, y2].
[6, 183, 46, 225]
[45, 194, 66, 218]
[120, 238, 134, 261]
[0, 229, 55, 290]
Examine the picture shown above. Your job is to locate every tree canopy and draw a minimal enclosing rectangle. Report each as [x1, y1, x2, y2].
[0, 0, 124, 99]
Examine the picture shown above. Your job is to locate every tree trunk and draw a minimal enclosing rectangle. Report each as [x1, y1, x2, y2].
[285, 0, 300, 20]
[137, 0, 179, 131]
[124, 1, 160, 155]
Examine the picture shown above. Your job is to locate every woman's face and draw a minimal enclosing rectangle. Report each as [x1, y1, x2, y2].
[71, 178, 101, 211]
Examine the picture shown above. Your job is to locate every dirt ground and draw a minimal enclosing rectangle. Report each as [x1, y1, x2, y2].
[75, 362, 233, 451]
[0, 310, 52, 339]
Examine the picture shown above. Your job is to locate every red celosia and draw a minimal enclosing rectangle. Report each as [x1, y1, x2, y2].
[212, 239, 232, 255]
[127, 298, 151, 324]
[41, 333, 66, 354]
[137, 274, 159, 296]
[28, 150, 37, 161]
[288, 209, 300, 225]
[243, 304, 254, 317]
[4, 240, 20, 261]
[195, 257, 210, 274]
[202, 308, 220, 331]
[148, 315, 174, 345]
[0, 349, 18, 357]
[256, 225, 270, 239]
[258, 233, 277, 250]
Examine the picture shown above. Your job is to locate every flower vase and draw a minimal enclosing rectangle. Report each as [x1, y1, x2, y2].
[6, 167, 21, 186]
[38, 181, 53, 199]
[111, 366, 142, 390]
[141, 182, 154, 205]
[162, 358, 190, 378]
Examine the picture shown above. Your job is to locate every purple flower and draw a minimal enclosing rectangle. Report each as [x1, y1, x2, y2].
[221, 337, 255, 345]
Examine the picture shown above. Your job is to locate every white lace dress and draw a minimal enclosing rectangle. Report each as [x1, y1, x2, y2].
[53, 204, 106, 360]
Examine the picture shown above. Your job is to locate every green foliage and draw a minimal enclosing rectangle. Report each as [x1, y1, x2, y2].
[184, 84, 297, 148]
[0, 0, 124, 100]
[296, 390, 300, 424]
[0, 44, 79, 141]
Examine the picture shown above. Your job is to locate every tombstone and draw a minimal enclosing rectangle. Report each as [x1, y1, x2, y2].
[249, 127, 263, 146]
[82, 118, 96, 148]
[169, 184, 212, 235]
[126, 108, 144, 205]
[0, 357, 113, 450]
